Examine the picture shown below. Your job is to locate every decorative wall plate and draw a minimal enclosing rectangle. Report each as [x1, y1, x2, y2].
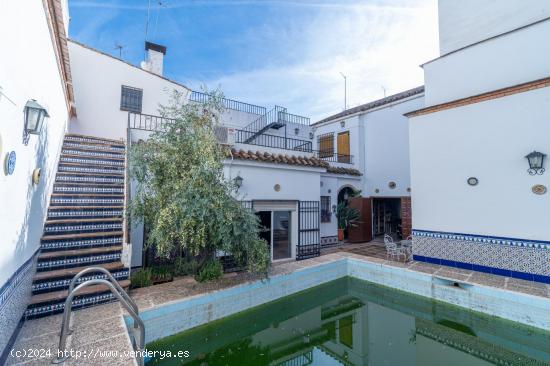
[4, 151, 16, 175]
[467, 177, 479, 186]
[532, 184, 546, 195]
[274, 184, 281, 192]
[32, 168, 42, 185]
[388, 181, 396, 189]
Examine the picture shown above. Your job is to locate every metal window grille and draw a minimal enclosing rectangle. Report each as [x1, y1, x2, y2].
[297, 201, 321, 260]
[317, 133, 334, 158]
[321, 196, 331, 223]
[120, 86, 143, 113]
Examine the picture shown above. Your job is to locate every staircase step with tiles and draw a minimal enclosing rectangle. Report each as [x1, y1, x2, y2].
[32, 268, 129, 294]
[33, 261, 125, 281]
[43, 218, 123, 235]
[40, 234, 123, 251]
[47, 206, 123, 220]
[29, 279, 130, 305]
[27, 133, 129, 319]
[38, 245, 123, 260]
[64, 133, 125, 146]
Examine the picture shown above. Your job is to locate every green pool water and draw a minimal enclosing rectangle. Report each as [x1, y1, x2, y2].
[146, 277, 550, 365]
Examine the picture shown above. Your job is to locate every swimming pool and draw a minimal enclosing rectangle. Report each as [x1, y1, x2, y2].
[145, 277, 550, 365]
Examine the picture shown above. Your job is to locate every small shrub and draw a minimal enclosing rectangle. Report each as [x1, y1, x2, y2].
[174, 258, 198, 277]
[130, 268, 153, 289]
[196, 259, 223, 282]
[151, 265, 173, 283]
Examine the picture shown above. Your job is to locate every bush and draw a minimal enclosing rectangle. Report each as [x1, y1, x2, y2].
[174, 258, 198, 277]
[130, 268, 153, 289]
[195, 259, 223, 282]
[151, 265, 173, 283]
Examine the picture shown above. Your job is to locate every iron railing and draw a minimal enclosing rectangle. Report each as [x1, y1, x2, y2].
[189, 91, 267, 115]
[313, 151, 354, 164]
[236, 130, 313, 152]
[278, 111, 310, 126]
[128, 113, 175, 131]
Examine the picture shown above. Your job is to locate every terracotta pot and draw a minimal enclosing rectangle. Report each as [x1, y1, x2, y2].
[337, 229, 344, 241]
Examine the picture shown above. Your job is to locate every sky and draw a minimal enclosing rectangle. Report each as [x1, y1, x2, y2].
[68, 0, 440, 121]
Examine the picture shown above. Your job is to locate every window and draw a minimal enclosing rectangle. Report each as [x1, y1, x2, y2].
[120, 86, 143, 113]
[317, 132, 334, 158]
[321, 196, 331, 223]
[337, 131, 350, 163]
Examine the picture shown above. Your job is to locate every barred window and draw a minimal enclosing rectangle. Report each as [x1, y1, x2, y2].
[120, 86, 143, 113]
[321, 196, 331, 223]
[317, 133, 334, 158]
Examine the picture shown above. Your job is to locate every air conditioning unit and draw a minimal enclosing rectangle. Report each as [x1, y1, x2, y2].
[214, 126, 236, 145]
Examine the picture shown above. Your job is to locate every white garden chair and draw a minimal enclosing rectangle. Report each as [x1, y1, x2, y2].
[384, 234, 411, 261]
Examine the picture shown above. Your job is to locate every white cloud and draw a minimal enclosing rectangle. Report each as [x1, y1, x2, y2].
[185, 0, 439, 121]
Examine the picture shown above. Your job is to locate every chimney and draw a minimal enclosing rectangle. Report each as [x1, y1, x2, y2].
[140, 41, 166, 76]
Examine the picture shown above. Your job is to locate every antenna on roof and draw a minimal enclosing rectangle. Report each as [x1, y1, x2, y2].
[114, 43, 124, 59]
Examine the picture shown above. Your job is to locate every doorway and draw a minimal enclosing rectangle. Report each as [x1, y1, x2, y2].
[372, 198, 402, 238]
[256, 210, 293, 261]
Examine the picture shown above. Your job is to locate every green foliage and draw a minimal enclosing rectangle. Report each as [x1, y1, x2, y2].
[173, 257, 198, 277]
[336, 202, 360, 230]
[196, 259, 223, 282]
[130, 268, 153, 289]
[151, 265, 173, 282]
[129, 90, 270, 275]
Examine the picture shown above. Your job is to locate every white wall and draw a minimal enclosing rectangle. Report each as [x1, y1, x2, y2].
[0, 0, 69, 287]
[224, 161, 322, 202]
[438, 0, 550, 55]
[409, 87, 550, 241]
[364, 96, 423, 197]
[68, 41, 190, 140]
[320, 174, 362, 238]
[425, 18, 550, 107]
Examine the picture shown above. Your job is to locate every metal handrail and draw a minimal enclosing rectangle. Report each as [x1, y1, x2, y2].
[53, 279, 145, 365]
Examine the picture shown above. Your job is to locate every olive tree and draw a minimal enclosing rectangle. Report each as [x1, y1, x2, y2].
[129, 91, 269, 274]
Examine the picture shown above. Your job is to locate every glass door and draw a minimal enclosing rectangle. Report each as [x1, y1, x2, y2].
[272, 211, 291, 260]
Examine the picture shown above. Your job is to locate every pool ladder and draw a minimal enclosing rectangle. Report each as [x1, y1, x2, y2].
[52, 267, 145, 366]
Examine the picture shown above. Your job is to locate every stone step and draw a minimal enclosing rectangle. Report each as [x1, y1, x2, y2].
[64, 133, 125, 146]
[41, 230, 124, 242]
[61, 152, 125, 162]
[47, 208, 123, 220]
[40, 235, 123, 251]
[38, 245, 123, 260]
[58, 164, 124, 175]
[33, 261, 125, 281]
[61, 144, 126, 158]
[32, 268, 129, 293]
[43, 218, 123, 235]
[62, 142, 125, 153]
[29, 279, 131, 306]
[53, 185, 124, 194]
[59, 156, 125, 167]
[49, 196, 124, 207]
[56, 174, 124, 184]
[36, 252, 122, 271]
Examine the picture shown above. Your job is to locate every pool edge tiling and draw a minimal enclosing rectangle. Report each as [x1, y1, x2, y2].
[131, 255, 550, 346]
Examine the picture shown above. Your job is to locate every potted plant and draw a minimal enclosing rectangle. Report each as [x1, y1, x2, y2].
[336, 202, 360, 241]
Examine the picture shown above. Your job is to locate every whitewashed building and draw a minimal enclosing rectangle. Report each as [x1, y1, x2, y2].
[313, 87, 424, 246]
[408, 0, 550, 282]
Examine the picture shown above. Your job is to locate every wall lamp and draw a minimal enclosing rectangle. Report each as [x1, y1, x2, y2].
[525, 151, 545, 175]
[234, 175, 243, 189]
[23, 99, 49, 145]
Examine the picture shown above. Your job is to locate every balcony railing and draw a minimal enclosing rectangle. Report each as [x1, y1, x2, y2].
[278, 111, 310, 126]
[189, 91, 267, 115]
[313, 151, 354, 164]
[235, 129, 313, 152]
[128, 113, 175, 131]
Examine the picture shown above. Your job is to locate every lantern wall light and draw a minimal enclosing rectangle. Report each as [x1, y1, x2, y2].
[525, 151, 545, 175]
[234, 175, 243, 189]
[23, 99, 49, 145]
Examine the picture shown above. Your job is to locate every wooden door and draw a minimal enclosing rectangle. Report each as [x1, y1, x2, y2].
[348, 197, 373, 243]
[337, 132, 350, 163]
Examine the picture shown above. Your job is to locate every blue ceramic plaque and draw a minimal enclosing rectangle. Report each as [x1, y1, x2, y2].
[5, 151, 16, 175]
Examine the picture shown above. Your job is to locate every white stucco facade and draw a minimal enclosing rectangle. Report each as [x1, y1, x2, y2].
[438, 0, 550, 55]
[68, 40, 190, 140]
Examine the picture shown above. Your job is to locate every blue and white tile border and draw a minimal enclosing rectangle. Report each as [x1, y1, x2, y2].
[0, 250, 39, 361]
[412, 229, 550, 250]
[412, 229, 550, 283]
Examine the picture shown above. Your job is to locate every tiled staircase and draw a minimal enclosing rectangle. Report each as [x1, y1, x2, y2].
[25, 134, 130, 318]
